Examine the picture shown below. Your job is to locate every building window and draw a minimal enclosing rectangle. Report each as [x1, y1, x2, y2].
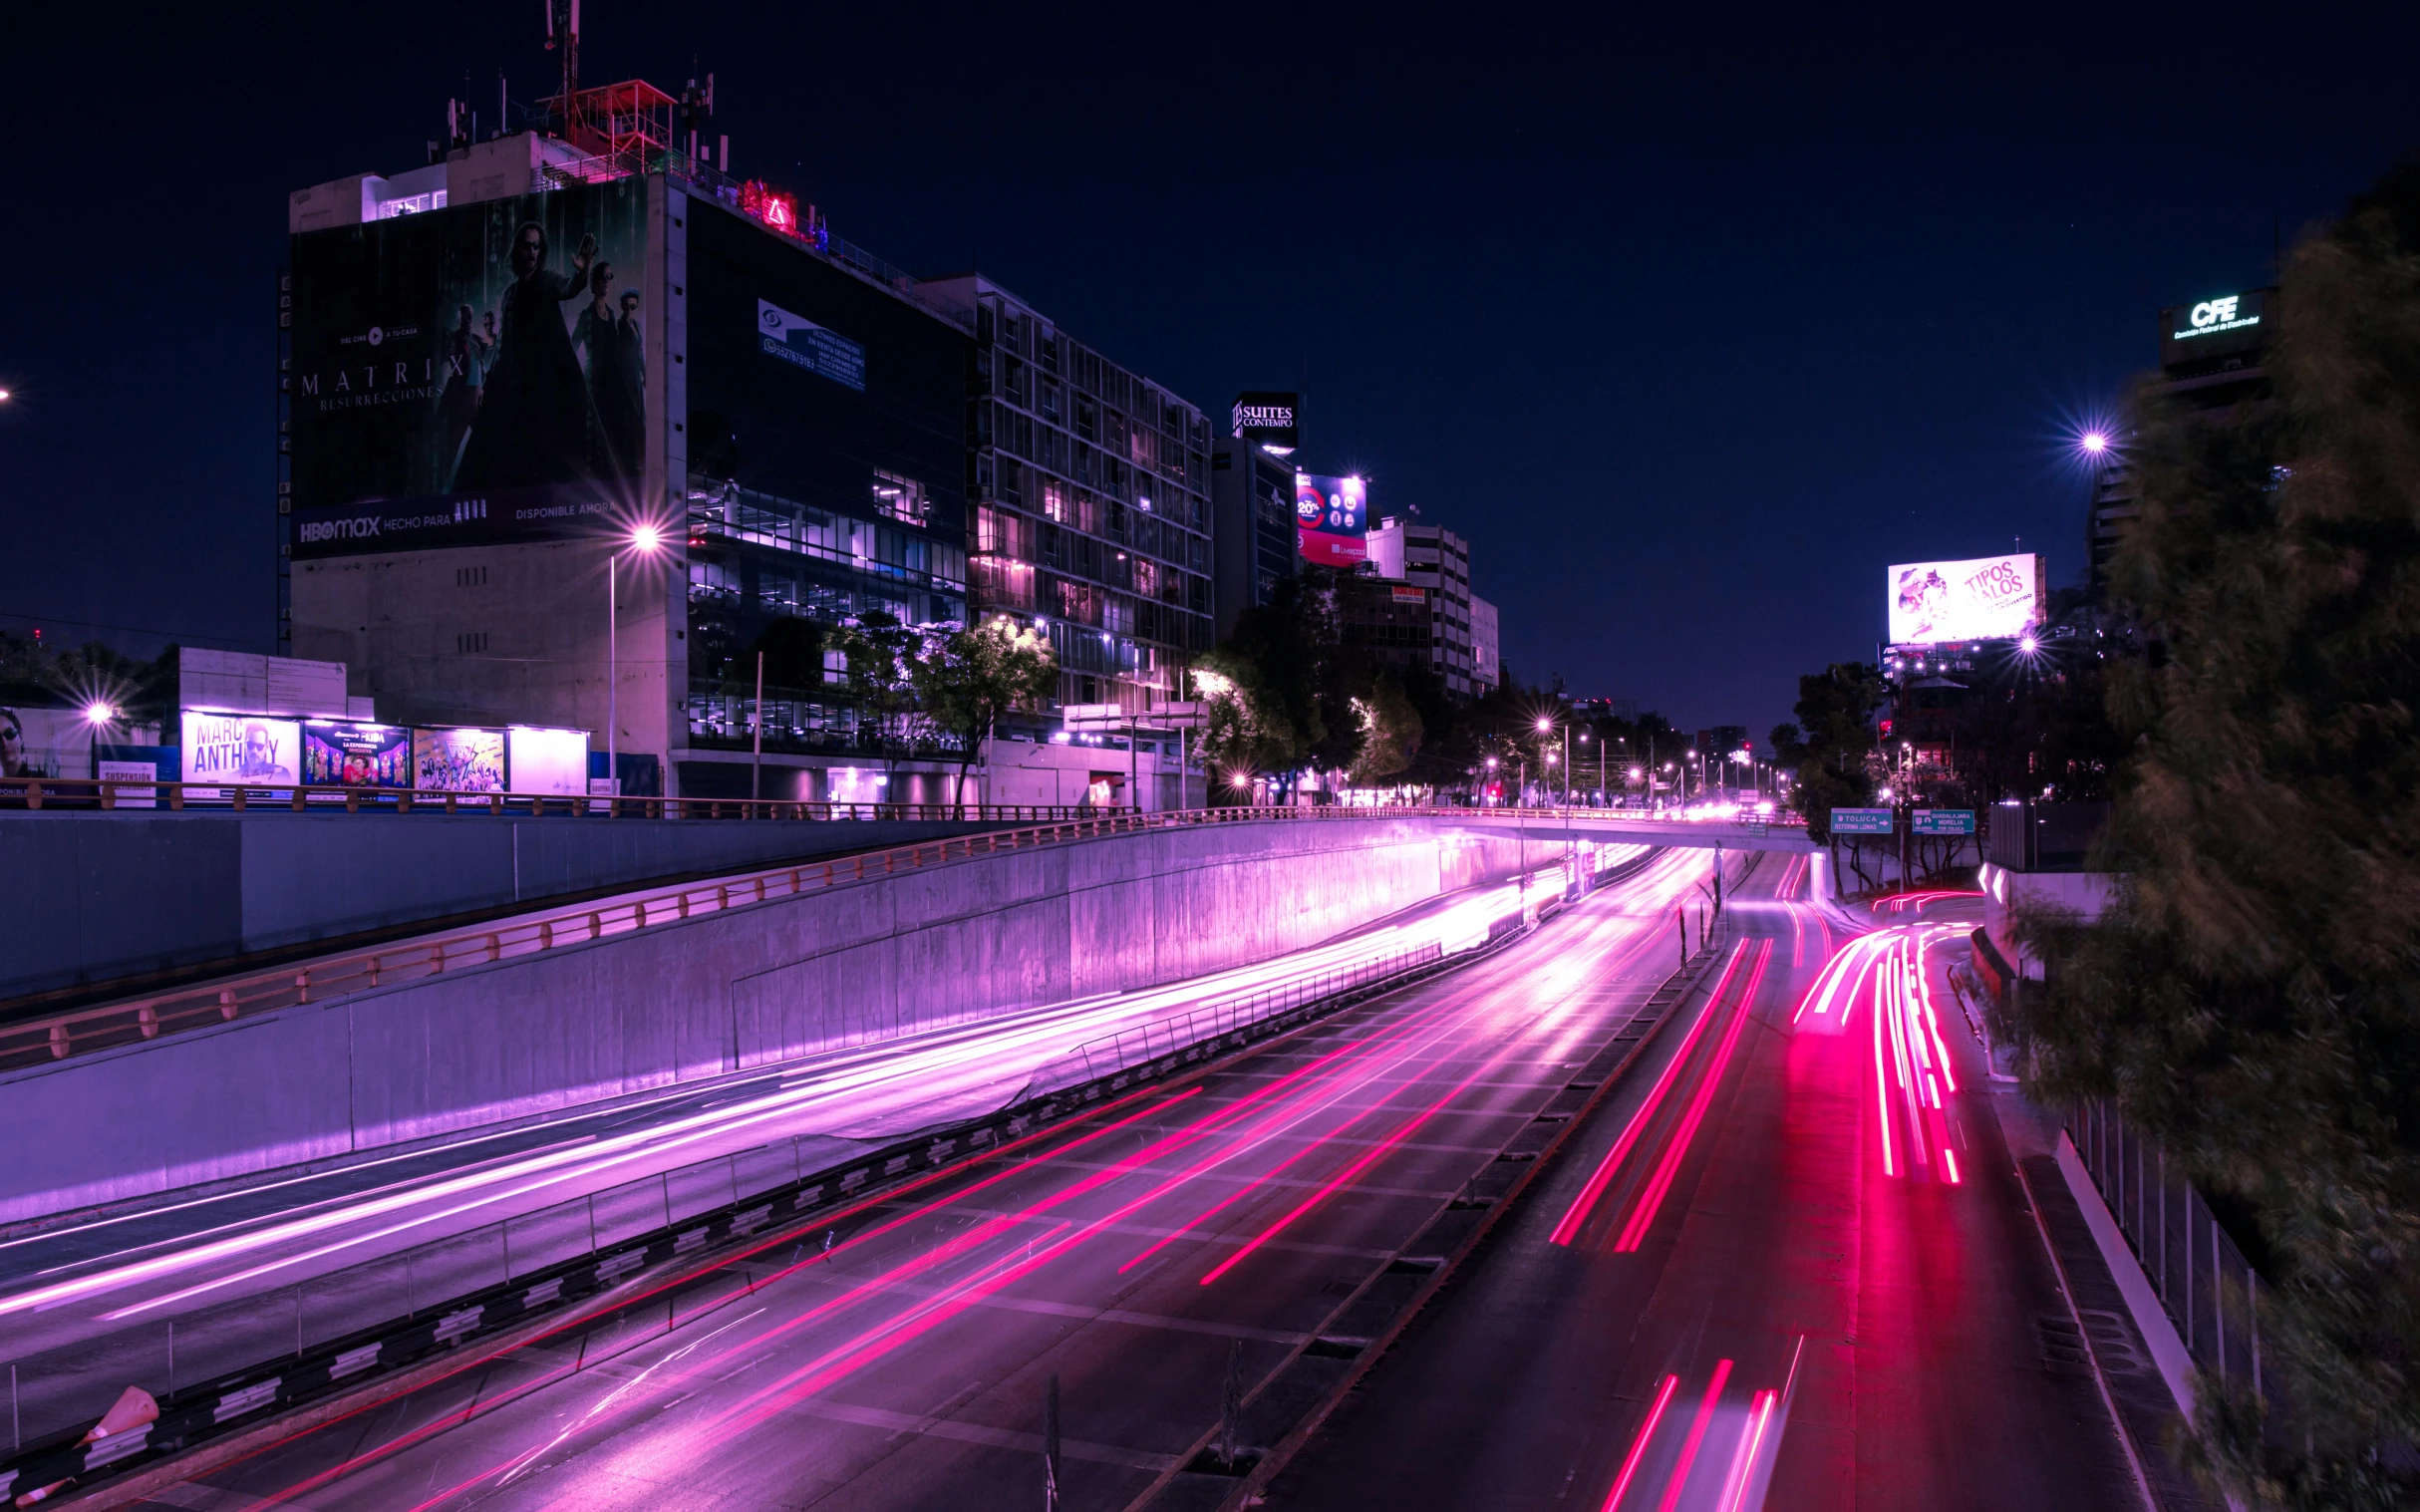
[872, 469, 930, 526]
[454, 565, 487, 587]
[455, 631, 489, 654]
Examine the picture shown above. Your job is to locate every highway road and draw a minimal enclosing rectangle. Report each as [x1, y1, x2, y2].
[1269, 869, 2149, 1510]
[0, 843, 1656, 1446]
[113, 847, 1725, 1510]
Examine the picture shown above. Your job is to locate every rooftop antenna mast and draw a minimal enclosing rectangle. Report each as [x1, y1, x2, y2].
[543, 0, 580, 131]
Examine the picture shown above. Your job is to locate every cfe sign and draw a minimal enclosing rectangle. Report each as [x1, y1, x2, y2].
[1912, 808, 1975, 836]
[2160, 287, 2270, 367]
[1829, 807, 1894, 834]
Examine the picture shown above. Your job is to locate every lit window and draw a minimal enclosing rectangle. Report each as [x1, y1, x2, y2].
[872, 469, 929, 526]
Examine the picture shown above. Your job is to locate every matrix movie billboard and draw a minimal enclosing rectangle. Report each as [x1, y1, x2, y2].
[288, 178, 650, 557]
[1887, 553, 2046, 646]
[1295, 473, 1368, 568]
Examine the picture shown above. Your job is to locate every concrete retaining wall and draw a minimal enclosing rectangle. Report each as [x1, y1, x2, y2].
[0, 818, 1530, 1223]
[0, 812, 998, 1002]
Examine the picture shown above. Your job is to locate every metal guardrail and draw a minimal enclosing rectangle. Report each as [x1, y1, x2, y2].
[0, 774, 1094, 822]
[0, 804, 1788, 1073]
[0, 917, 1476, 1502]
[1027, 944, 1448, 1098]
[2071, 1097, 2272, 1410]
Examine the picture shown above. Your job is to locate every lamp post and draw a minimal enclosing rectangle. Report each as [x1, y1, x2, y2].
[82, 700, 116, 790]
[608, 523, 666, 810]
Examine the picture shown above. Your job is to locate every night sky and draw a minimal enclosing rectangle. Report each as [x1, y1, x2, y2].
[2, 3, 2411, 736]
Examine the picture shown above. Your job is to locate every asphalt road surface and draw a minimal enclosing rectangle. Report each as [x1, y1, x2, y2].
[124, 848, 1721, 1510]
[0, 847, 1645, 1448]
[1270, 868, 2146, 1511]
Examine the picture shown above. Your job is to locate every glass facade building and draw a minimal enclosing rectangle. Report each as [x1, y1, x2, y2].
[922, 276, 1214, 714]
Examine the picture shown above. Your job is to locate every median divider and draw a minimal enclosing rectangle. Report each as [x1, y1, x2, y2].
[1131, 849, 1760, 1511]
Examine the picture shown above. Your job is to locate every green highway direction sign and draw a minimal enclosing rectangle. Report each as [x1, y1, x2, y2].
[1830, 807, 1894, 834]
[1912, 808, 1976, 836]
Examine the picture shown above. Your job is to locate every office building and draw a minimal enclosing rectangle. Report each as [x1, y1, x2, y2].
[282, 78, 977, 801]
[2089, 285, 2276, 598]
[1211, 438, 1300, 638]
[1361, 517, 1479, 697]
[1468, 595, 1501, 695]
[918, 275, 1215, 717]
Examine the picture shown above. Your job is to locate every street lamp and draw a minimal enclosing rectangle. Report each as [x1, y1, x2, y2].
[607, 523, 668, 807]
[81, 700, 118, 789]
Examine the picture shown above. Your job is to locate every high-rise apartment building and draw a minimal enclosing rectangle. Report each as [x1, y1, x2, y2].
[1211, 438, 1300, 639]
[920, 276, 1214, 715]
[1468, 595, 1501, 695]
[1362, 517, 1477, 697]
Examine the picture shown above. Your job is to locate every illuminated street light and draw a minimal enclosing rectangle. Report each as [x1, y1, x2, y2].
[82, 701, 117, 725]
[2080, 431, 2108, 455]
[606, 524, 671, 806]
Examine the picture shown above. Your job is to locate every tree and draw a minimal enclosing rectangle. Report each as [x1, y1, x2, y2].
[1197, 577, 1334, 800]
[2001, 154, 2420, 1509]
[914, 618, 1057, 815]
[828, 610, 930, 795]
[1347, 674, 1423, 787]
[1789, 661, 1888, 841]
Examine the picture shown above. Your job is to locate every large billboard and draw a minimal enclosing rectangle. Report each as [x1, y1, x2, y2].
[1295, 473, 1368, 569]
[0, 707, 91, 779]
[288, 177, 651, 556]
[1887, 553, 2046, 646]
[301, 720, 412, 787]
[413, 727, 507, 793]
[181, 712, 302, 787]
[506, 726, 590, 796]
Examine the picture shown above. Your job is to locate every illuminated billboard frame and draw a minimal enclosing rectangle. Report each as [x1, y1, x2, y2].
[1295, 473, 1367, 569]
[1886, 553, 2046, 647]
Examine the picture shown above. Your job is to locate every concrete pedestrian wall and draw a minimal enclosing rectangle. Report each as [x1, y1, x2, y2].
[0, 811, 1000, 1002]
[0, 818, 1532, 1223]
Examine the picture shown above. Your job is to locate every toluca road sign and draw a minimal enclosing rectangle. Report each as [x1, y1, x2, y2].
[1829, 807, 1894, 834]
[1912, 808, 1975, 836]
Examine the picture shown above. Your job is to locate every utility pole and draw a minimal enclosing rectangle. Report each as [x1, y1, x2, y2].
[751, 650, 764, 801]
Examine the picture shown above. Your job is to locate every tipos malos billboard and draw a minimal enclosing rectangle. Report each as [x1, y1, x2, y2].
[1887, 554, 2046, 646]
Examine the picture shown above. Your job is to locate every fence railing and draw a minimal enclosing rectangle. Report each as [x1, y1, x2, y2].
[1025, 944, 1448, 1098]
[0, 803, 1785, 1074]
[0, 774, 1097, 822]
[0, 931, 1461, 1470]
[2070, 1097, 2271, 1409]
